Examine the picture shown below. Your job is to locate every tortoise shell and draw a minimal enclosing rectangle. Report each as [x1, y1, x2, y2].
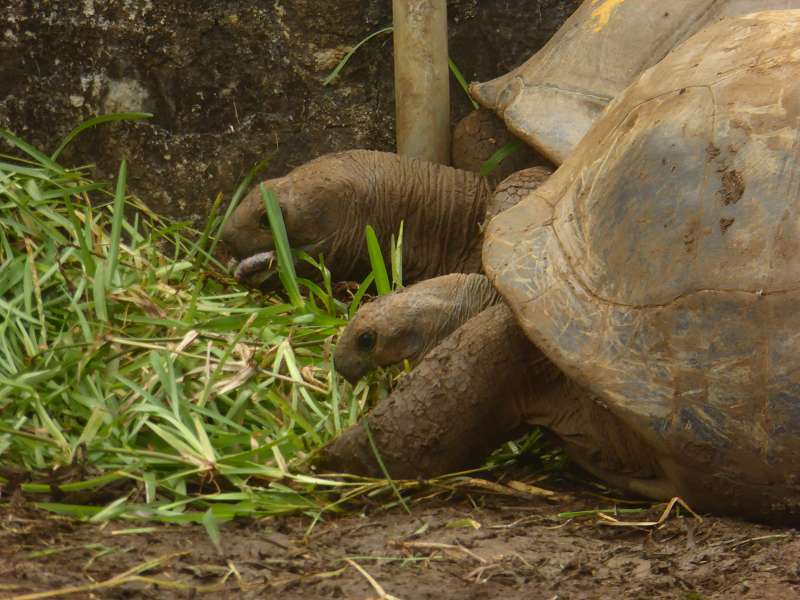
[484, 11, 800, 517]
[472, 0, 800, 164]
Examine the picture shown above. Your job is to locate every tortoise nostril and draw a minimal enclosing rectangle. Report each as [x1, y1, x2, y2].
[333, 343, 373, 384]
[333, 359, 365, 385]
[259, 213, 270, 231]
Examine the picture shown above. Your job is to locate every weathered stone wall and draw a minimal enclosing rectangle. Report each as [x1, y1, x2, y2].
[1, 0, 580, 223]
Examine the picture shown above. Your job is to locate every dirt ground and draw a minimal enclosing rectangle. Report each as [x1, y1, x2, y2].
[2, 480, 799, 600]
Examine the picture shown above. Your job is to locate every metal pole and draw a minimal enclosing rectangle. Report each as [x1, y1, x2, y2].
[392, 0, 450, 165]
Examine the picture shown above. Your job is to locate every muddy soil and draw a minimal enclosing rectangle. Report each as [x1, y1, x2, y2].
[2, 485, 798, 599]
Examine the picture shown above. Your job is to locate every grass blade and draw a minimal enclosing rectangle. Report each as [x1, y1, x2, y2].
[0, 129, 64, 172]
[192, 192, 223, 262]
[323, 27, 476, 110]
[51, 112, 152, 160]
[364, 225, 390, 295]
[363, 421, 410, 514]
[390, 221, 404, 290]
[480, 139, 524, 177]
[348, 273, 375, 319]
[210, 155, 272, 259]
[448, 59, 479, 109]
[323, 26, 393, 85]
[202, 508, 223, 553]
[106, 160, 127, 287]
[261, 185, 303, 307]
[93, 260, 108, 322]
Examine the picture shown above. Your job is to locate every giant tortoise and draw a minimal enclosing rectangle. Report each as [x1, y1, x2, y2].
[323, 11, 800, 522]
[222, 0, 800, 288]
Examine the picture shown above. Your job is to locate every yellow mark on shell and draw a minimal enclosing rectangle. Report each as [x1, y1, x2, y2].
[591, 0, 626, 32]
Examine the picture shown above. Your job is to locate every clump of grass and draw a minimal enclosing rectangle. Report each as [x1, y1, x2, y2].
[0, 125, 396, 524]
[0, 120, 562, 530]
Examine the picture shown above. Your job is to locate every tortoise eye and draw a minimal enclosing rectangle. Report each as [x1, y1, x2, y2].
[259, 213, 270, 230]
[357, 330, 376, 352]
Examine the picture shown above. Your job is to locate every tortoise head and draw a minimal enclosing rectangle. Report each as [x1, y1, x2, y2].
[221, 151, 370, 284]
[333, 274, 500, 383]
[333, 290, 429, 384]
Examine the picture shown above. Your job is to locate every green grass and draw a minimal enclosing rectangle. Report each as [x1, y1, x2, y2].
[364, 225, 392, 295]
[0, 122, 569, 531]
[0, 126, 403, 525]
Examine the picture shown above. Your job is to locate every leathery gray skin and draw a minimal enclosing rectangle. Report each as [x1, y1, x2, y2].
[221, 150, 493, 286]
[333, 273, 500, 383]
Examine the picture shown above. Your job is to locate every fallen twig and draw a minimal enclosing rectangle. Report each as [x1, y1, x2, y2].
[711, 533, 792, 549]
[6, 552, 224, 600]
[395, 540, 487, 564]
[345, 558, 402, 600]
[596, 496, 701, 528]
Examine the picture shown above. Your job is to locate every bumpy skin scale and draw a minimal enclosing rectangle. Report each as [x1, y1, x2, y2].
[484, 12, 800, 521]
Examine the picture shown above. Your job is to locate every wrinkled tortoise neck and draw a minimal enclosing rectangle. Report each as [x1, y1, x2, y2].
[337, 150, 494, 283]
[416, 273, 502, 359]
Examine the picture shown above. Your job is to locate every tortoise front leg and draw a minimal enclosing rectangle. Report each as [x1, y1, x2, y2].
[319, 303, 541, 478]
